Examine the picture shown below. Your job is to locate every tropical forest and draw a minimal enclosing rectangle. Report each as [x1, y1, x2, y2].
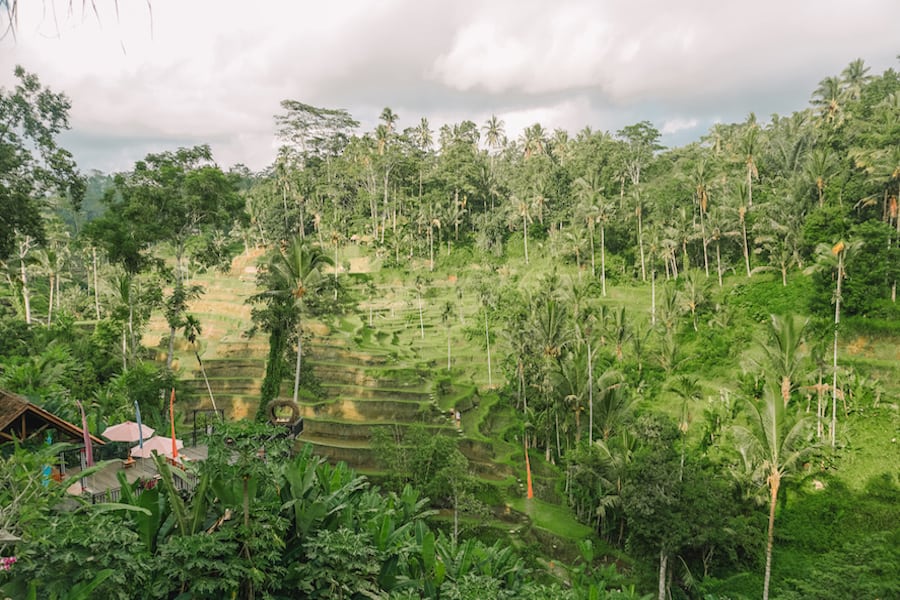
[1, 57, 898, 600]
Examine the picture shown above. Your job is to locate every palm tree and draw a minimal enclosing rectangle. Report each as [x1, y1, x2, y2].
[840, 58, 872, 101]
[738, 120, 761, 208]
[679, 269, 709, 332]
[805, 240, 861, 447]
[692, 158, 712, 277]
[574, 175, 602, 278]
[755, 314, 809, 406]
[263, 237, 333, 406]
[803, 147, 838, 207]
[727, 181, 753, 277]
[509, 194, 533, 264]
[811, 76, 846, 126]
[183, 314, 220, 419]
[520, 123, 547, 159]
[482, 114, 505, 171]
[733, 388, 816, 600]
[631, 188, 648, 281]
[704, 206, 731, 287]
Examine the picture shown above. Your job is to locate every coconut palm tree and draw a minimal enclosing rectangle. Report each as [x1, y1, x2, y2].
[574, 175, 602, 278]
[263, 237, 333, 406]
[738, 120, 761, 208]
[520, 123, 547, 159]
[726, 181, 753, 277]
[805, 240, 861, 447]
[755, 314, 809, 406]
[508, 194, 533, 264]
[803, 147, 838, 207]
[840, 58, 872, 101]
[733, 388, 816, 600]
[482, 114, 505, 172]
[811, 76, 846, 126]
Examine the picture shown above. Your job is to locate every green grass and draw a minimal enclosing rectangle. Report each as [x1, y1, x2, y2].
[507, 497, 595, 540]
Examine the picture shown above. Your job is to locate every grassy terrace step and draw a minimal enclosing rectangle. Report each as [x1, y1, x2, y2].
[309, 362, 430, 388]
[183, 377, 261, 394]
[189, 359, 265, 378]
[299, 398, 443, 423]
[303, 419, 456, 441]
[217, 342, 270, 358]
[296, 440, 380, 470]
[304, 346, 394, 366]
[320, 383, 431, 401]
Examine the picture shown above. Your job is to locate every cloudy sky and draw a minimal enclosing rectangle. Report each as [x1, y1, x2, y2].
[2, 0, 898, 174]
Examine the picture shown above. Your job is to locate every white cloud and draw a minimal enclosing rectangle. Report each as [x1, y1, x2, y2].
[661, 118, 699, 135]
[2, 0, 899, 172]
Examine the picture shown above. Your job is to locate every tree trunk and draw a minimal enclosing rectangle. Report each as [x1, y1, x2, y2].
[19, 244, 31, 325]
[831, 254, 843, 448]
[47, 273, 54, 325]
[716, 241, 723, 288]
[293, 322, 303, 405]
[658, 547, 668, 600]
[429, 227, 434, 272]
[587, 342, 594, 445]
[638, 209, 647, 282]
[700, 210, 709, 278]
[742, 214, 751, 277]
[523, 215, 529, 264]
[600, 225, 607, 297]
[484, 310, 493, 388]
[418, 292, 425, 340]
[589, 225, 596, 278]
[763, 473, 780, 600]
[92, 247, 101, 320]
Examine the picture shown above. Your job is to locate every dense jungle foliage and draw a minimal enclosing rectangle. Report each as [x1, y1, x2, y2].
[1, 58, 899, 599]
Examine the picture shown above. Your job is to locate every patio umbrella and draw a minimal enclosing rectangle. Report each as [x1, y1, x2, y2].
[102, 421, 156, 443]
[130, 435, 183, 459]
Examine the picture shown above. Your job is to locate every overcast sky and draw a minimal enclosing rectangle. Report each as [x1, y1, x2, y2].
[2, 0, 898, 174]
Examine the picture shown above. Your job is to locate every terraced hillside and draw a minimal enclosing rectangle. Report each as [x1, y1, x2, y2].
[144, 249, 267, 421]
[145, 249, 505, 477]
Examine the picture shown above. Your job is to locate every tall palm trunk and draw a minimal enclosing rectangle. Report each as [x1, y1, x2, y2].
[47, 272, 54, 325]
[831, 252, 843, 448]
[523, 214, 529, 264]
[484, 310, 493, 388]
[741, 208, 751, 277]
[716, 240, 723, 287]
[600, 224, 607, 296]
[637, 207, 646, 282]
[589, 225, 596, 278]
[763, 472, 780, 600]
[293, 321, 303, 405]
[92, 246, 101, 320]
[587, 342, 594, 445]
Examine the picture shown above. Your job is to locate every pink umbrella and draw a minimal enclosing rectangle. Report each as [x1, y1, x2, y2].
[102, 421, 156, 443]
[131, 435, 183, 459]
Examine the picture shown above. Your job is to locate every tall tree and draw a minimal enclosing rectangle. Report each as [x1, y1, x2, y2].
[94, 145, 243, 369]
[733, 389, 816, 600]
[257, 237, 333, 410]
[0, 66, 84, 261]
[755, 314, 809, 405]
[806, 240, 861, 447]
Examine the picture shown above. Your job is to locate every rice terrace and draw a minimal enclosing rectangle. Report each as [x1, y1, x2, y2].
[1, 3, 899, 599]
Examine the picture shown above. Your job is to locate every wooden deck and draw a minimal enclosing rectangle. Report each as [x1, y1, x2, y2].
[66, 445, 207, 502]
